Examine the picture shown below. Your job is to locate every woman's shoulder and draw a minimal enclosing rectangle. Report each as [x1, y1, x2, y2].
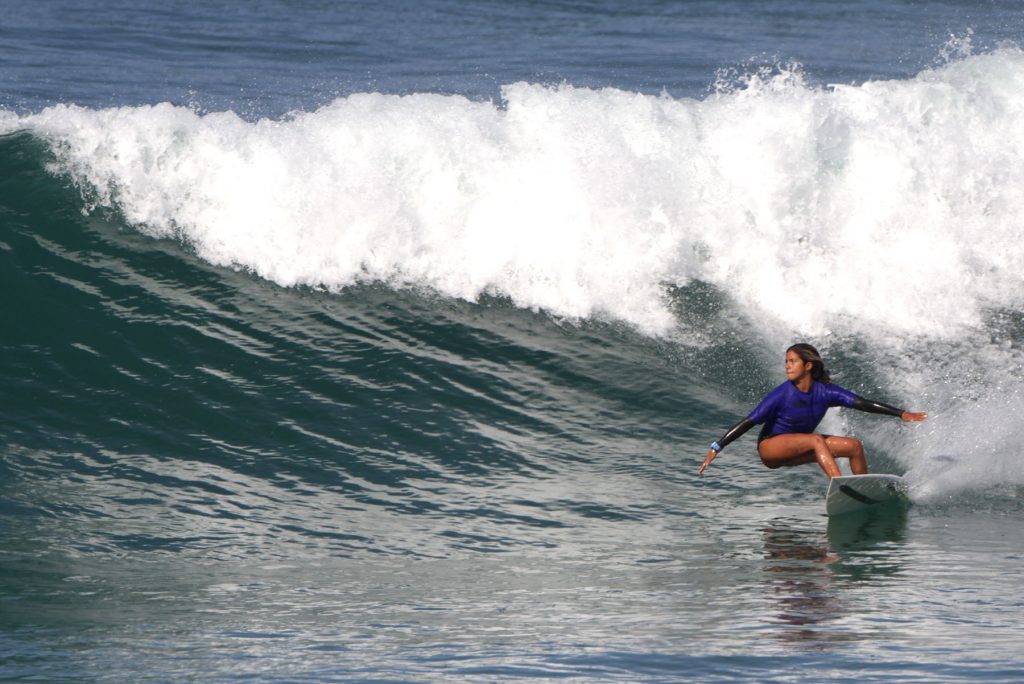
[749, 381, 793, 420]
[816, 381, 857, 402]
[762, 380, 795, 399]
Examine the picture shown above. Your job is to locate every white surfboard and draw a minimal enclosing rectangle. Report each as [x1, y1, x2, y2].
[825, 474, 910, 517]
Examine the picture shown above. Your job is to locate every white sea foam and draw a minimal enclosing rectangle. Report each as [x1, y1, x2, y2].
[9, 50, 1024, 338]
[8, 49, 1024, 494]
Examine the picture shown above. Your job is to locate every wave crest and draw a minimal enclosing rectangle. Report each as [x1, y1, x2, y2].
[5, 49, 1024, 343]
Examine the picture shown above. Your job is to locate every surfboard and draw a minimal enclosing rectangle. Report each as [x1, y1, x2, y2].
[825, 473, 909, 517]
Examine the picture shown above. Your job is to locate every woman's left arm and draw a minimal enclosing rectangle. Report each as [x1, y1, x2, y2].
[852, 396, 927, 422]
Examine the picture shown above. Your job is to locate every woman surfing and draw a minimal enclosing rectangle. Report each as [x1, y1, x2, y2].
[699, 343, 927, 479]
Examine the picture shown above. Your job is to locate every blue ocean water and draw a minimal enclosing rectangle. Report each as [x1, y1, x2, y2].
[4, 1, 1024, 681]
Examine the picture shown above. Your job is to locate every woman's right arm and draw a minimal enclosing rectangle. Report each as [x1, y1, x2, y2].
[698, 417, 756, 475]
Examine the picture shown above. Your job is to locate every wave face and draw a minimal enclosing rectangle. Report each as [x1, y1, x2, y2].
[5, 50, 1024, 503]
[1, 126, 691, 567]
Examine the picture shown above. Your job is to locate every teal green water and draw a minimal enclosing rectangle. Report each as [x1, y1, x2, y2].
[6, 1, 1024, 677]
[3, 129, 1024, 681]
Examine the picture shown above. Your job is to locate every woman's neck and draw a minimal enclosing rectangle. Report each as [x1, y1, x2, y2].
[794, 376, 814, 393]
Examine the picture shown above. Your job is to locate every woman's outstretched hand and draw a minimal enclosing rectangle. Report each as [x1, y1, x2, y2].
[901, 411, 928, 422]
[698, 448, 717, 475]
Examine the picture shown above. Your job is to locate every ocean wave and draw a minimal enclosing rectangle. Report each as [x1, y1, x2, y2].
[2, 48, 1023, 340]
[5, 49, 1024, 497]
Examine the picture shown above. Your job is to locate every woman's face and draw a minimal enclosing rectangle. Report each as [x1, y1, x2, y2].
[785, 350, 813, 382]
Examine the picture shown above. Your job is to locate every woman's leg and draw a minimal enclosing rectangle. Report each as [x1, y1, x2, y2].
[823, 436, 868, 474]
[758, 434, 842, 478]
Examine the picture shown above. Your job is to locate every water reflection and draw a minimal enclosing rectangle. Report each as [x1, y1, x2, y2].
[761, 521, 844, 647]
[827, 508, 909, 584]
[761, 510, 909, 648]
[827, 508, 908, 549]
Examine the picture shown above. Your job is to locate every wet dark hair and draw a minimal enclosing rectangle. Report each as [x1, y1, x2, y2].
[787, 343, 831, 384]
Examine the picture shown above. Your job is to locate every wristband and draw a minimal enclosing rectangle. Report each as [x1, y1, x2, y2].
[711, 442, 722, 453]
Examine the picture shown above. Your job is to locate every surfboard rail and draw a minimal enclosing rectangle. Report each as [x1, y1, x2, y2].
[825, 473, 909, 517]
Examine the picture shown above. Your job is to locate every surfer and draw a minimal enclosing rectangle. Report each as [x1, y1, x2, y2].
[699, 343, 927, 479]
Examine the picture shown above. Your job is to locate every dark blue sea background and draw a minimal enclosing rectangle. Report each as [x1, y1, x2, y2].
[4, 1, 1024, 681]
